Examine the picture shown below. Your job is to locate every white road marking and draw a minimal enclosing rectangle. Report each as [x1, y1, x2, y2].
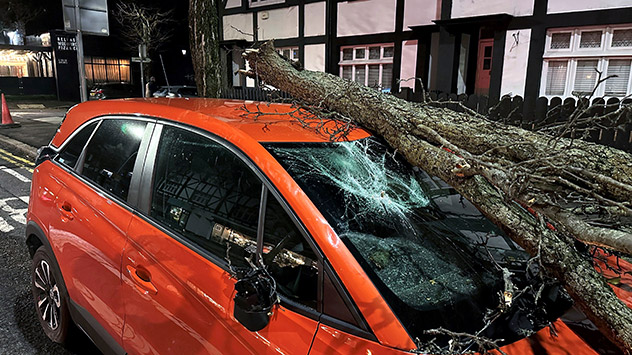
[0, 216, 14, 232]
[0, 196, 29, 228]
[32, 117, 64, 124]
[0, 166, 31, 183]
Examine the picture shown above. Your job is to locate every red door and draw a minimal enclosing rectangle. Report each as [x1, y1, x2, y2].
[121, 216, 321, 354]
[48, 181, 129, 345]
[120, 124, 320, 354]
[475, 39, 493, 96]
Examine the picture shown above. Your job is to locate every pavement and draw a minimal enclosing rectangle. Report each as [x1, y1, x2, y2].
[0, 104, 70, 161]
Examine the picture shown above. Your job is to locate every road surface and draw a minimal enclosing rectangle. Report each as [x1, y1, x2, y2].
[0, 148, 99, 354]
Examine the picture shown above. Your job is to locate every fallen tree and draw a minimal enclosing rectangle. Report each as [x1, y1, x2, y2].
[239, 41, 632, 353]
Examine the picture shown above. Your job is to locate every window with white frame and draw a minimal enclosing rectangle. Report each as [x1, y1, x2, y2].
[542, 25, 632, 98]
[339, 44, 394, 92]
[276, 47, 299, 61]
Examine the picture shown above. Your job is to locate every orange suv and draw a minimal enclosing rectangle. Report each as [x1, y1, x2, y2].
[26, 98, 623, 354]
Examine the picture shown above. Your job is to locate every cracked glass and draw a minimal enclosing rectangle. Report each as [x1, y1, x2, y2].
[265, 137, 562, 345]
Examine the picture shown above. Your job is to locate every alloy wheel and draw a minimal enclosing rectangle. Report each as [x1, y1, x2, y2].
[33, 259, 61, 331]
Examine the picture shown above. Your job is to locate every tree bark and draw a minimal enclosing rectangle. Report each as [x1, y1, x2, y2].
[241, 41, 632, 353]
[188, 0, 222, 98]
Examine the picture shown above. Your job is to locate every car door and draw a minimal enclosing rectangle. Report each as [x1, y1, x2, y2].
[121, 124, 321, 354]
[48, 118, 153, 346]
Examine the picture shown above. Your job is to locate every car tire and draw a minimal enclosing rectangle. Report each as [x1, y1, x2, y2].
[31, 246, 71, 344]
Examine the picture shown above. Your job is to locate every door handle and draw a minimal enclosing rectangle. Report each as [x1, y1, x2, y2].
[57, 201, 74, 220]
[126, 265, 158, 295]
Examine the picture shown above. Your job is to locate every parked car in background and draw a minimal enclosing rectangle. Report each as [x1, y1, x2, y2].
[152, 85, 198, 98]
[89, 82, 141, 100]
[27, 98, 631, 354]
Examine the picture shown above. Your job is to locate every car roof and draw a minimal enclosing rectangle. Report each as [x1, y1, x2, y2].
[52, 98, 370, 148]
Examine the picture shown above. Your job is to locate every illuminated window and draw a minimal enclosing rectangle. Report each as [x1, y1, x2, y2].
[0, 50, 53, 78]
[84, 57, 131, 84]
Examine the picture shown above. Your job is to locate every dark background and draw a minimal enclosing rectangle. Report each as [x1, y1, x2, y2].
[26, 0, 194, 86]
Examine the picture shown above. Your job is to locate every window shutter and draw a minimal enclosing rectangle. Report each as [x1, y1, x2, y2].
[573, 60, 599, 95]
[545, 61, 568, 95]
[605, 59, 631, 96]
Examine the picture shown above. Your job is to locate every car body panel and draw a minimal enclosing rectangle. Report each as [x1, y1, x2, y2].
[35, 163, 128, 345]
[122, 214, 319, 355]
[28, 162, 66, 245]
[499, 320, 598, 355]
[51, 99, 371, 147]
[50, 98, 414, 349]
[29, 98, 630, 354]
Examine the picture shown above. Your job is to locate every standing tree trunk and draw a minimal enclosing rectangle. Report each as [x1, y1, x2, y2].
[241, 41, 632, 353]
[189, 0, 222, 98]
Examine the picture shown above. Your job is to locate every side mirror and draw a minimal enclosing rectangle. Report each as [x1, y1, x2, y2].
[35, 146, 57, 167]
[233, 268, 277, 332]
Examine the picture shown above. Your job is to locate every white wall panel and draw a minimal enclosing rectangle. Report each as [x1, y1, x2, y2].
[305, 2, 326, 37]
[500, 29, 531, 97]
[226, 0, 242, 9]
[399, 40, 418, 90]
[451, 0, 533, 18]
[337, 0, 397, 37]
[223, 14, 254, 41]
[548, 0, 632, 13]
[257, 7, 299, 40]
[304, 44, 326, 72]
[403, 0, 439, 30]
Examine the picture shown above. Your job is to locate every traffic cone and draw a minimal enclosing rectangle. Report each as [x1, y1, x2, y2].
[0, 93, 20, 128]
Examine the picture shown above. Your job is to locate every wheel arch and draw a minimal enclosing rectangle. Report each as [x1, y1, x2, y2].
[26, 221, 53, 259]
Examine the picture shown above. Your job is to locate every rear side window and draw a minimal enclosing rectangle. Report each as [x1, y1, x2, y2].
[149, 126, 262, 268]
[57, 121, 98, 168]
[80, 119, 147, 201]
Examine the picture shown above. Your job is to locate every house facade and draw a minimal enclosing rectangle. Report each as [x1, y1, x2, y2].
[220, 0, 632, 112]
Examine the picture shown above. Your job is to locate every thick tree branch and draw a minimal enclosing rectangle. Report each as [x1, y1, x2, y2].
[241, 41, 632, 353]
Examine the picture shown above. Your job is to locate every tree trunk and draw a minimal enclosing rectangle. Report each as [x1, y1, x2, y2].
[188, 0, 222, 98]
[241, 41, 632, 353]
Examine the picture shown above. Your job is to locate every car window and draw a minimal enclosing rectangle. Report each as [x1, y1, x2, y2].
[178, 88, 198, 96]
[265, 137, 541, 344]
[56, 121, 98, 168]
[149, 126, 262, 268]
[262, 194, 318, 310]
[80, 119, 147, 201]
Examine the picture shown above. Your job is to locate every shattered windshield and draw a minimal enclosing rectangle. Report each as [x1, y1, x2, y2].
[265, 137, 572, 348]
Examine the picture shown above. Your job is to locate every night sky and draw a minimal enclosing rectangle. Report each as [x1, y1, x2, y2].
[23, 0, 194, 85]
[26, 0, 190, 54]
